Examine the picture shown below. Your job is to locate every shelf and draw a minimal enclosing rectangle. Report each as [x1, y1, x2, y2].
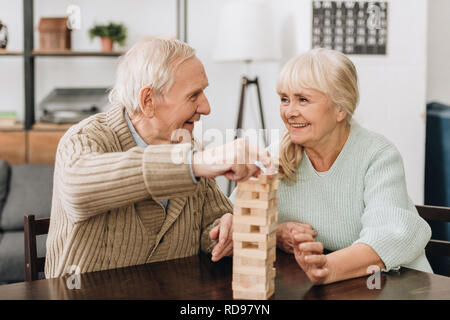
[32, 122, 73, 131]
[0, 121, 24, 131]
[17, 0, 185, 130]
[31, 50, 124, 57]
[0, 49, 23, 56]
[0, 121, 73, 132]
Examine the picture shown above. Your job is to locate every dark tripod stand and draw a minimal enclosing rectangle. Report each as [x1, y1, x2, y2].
[226, 75, 267, 196]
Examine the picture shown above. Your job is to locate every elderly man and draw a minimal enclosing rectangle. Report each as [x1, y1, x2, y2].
[45, 39, 271, 278]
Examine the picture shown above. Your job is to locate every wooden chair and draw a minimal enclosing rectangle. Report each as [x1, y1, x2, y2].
[416, 205, 450, 275]
[24, 215, 50, 281]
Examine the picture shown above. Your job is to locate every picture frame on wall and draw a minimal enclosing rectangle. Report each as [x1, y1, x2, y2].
[312, 0, 388, 55]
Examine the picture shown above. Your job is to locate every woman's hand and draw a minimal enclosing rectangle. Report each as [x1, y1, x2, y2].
[209, 213, 233, 262]
[292, 230, 333, 285]
[276, 222, 317, 254]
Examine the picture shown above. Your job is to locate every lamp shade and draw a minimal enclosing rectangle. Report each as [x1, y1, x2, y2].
[214, 0, 281, 62]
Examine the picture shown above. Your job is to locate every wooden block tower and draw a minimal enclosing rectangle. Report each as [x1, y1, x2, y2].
[232, 173, 279, 300]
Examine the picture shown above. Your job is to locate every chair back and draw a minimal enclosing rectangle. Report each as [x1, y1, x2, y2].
[24, 215, 50, 281]
[416, 205, 450, 276]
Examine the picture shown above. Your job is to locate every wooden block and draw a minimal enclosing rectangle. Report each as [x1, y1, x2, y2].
[238, 178, 280, 192]
[233, 282, 275, 300]
[234, 240, 272, 251]
[233, 231, 272, 242]
[236, 190, 277, 202]
[234, 199, 270, 210]
[233, 224, 256, 233]
[233, 205, 277, 217]
[233, 268, 276, 285]
[234, 245, 276, 259]
[232, 277, 274, 292]
[238, 182, 272, 193]
[233, 270, 275, 291]
[258, 190, 277, 201]
[236, 190, 253, 200]
[233, 232, 276, 250]
[250, 206, 277, 217]
[234, 213, 277, 226]
[233, 264, 274, 276]
[233, 222, 277, 234]
[234, 197, 278, 210]
[240, 174, 277, 185]
[234, 215, 267, 226]
[259, 223, 277, 234]
[234, 250, 276, 268]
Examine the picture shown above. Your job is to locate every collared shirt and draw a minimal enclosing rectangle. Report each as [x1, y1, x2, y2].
[124, 110, 199, 210]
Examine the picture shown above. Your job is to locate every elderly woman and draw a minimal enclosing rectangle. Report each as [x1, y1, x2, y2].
[233, 48, 433, 285]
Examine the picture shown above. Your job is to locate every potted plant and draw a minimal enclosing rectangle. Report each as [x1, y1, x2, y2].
[89, 22, 126, 52]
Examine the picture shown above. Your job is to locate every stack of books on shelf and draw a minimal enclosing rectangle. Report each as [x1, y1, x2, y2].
[0, 112, 21, 128]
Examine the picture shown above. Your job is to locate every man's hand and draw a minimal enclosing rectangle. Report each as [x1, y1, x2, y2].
[276, 222, 317, 254]
[192, 138, 275, 182]
[292, 230, 332, 285]
[209, 213, 233, 262]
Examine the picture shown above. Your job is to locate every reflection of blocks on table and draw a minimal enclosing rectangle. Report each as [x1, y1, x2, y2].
[232, 173, 279, 300]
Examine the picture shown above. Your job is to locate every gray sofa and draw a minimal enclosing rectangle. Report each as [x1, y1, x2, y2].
[0, 160, 53, 284]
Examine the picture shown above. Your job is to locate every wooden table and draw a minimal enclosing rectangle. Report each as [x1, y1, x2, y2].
[0, 250, 449, 300]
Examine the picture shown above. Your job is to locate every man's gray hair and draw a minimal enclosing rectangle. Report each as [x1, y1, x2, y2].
[109, 39, 196, 115]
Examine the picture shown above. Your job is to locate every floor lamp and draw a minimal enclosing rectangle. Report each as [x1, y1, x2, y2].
[228, 75, 267, 195]
[214, 0, 280, 196]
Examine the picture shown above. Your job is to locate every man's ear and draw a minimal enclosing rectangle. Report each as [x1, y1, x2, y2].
[139, 85, 155, 118]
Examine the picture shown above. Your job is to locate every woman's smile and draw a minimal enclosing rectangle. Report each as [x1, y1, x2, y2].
[290, 122, 310, 130]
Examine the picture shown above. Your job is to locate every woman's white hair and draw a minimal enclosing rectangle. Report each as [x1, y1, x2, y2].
[277, 47, 359, 122]
[109, 39, 196, 115]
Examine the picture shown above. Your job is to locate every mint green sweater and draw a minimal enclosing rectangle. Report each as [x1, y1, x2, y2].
[231, 122, 433, 273]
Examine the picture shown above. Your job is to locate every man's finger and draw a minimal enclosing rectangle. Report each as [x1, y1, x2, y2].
[299, 242, 323, 253]
[288, 222, 313, 230]
[292, 223, 316, 232]
[292, 233, 315, 244]
[212, 240, 233, 262]
[305, 254, 327, 267]
[248, 143, 272, 169]
[212, 216, 232, 256]
[241, 164, 259, 181]
[311, 267, 329, 279]
[218, 217, 231, 245]
[212, 239, 232, 261]
[284, 244, 294, 254]
[291, 227, 317, 237]
[209, 225, 219, 240]
[229, 164, 248, 181]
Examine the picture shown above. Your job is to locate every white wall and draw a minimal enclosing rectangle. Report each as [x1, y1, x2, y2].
[189, 0, 428, 203]
[0, 0, 429, 204]
[427, 0, 450, 105]
[351, 0, 428, 205]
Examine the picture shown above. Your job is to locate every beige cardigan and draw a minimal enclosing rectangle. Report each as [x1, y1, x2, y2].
[45, 105, 232, 278]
